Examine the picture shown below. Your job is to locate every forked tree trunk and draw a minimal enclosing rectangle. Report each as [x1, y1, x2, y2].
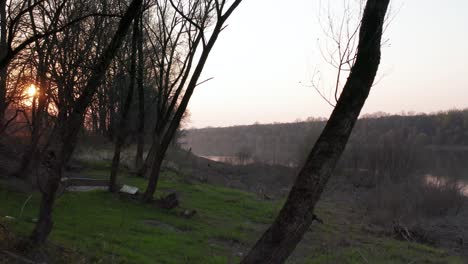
[241, 1, 390, 263]
[140, 0, 244, 201]
[30, 0, 143, 244]
[141, 143, 164, 202]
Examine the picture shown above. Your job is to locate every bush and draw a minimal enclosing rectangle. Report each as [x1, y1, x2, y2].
[365, 174, 466, 226]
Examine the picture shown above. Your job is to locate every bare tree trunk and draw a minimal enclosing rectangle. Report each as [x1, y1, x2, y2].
[135, 16, 145, 170]
[138, 140, 155, 177]
[141, 29, 218, 201]
[30, 156, 61, 244]
[141, 0, 243, 202]
[141, 127, 167, 201]
[241, 1, 389, 263]
[109, 141, 123, 191]
[141, 141, 164, 202]
[0, 0, 7, 131]
[109, 18, 139, 192]
[0, 64, 6, 132]
[108, 71, 116, 141]
[30, 0, 143, 244]
[16, 63, 48, 179]
[98, 85, 108, 136]
[91, 105, 99, 133]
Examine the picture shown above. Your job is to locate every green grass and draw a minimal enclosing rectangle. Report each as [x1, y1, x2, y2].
[0, 161, 464, 263]
[305, 238, 462, 264]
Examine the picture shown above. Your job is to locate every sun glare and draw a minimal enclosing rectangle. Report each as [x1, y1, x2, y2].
[27, 84, 37, 97]
[23, 84, 37, 107]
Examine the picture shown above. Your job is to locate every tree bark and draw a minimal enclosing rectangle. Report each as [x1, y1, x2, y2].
[15, 61, 48, 179]
[141, 141, 164, 202]
[98, 85, 108, 136]
[0, 0, 7, 131]
[30, 0, 143, 244]
[135, 15, 145, 171]
[0, 63, 6, 133]
[241, 1, 389, 263]
[30, 155, 61, 244]
[109, 17, 139, 192]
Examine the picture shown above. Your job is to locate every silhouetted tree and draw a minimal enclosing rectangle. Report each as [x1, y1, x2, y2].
[30, 0, 143, 245]
[109, 9, 141, 192]
[241, 0, 390, 263]
[141, 0, 243, 203]
[236, 146, 253, 165]
[134, 12, 146, 169]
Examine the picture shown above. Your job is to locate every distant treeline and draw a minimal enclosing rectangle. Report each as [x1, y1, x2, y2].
[184, 109, 468, 168]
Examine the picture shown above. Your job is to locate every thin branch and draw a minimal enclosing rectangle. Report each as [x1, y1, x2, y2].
[195, 76, 213, 87]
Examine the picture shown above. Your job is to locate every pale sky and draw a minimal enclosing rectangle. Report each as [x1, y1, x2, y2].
[187, 0, 468, 128]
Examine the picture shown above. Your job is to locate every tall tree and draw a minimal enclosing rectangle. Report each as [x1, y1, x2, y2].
[0, 0, 123, 133]
[15, 0, 65, 178]
[140, 0, 243, 203]
[0, 0, 8, 130]
[0, 0, 64, 130]
[109, 12, 140, 192]
[30, 0, 143, 244]
[134, 13, 146, 170]
[241, 0, 390, 263]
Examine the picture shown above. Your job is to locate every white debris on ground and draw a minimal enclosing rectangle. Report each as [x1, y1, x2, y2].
[119, 185, 139, 195]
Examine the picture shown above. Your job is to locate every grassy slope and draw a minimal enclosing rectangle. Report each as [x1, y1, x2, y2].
[0, 162, 464, 264]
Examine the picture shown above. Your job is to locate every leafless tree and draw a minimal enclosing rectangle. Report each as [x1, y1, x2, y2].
[134, 11, 146, 169]
[108, 9, 141, 192]
[241, 0, 390, 263]
[14, 0, 68, 179]
[236, 146, 252, 165]
[310, 0, 394, 107]
[30, 0, 143, 245]
[136, 0, 243, 203]
[0, 0, 6, 130]
[0, 0, 125, 131]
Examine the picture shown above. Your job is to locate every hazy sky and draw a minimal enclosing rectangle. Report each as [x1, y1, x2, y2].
[187, 0, 468, 128]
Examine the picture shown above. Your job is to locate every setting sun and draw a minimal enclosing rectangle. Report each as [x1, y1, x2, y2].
[27, 84, 37, 97]
[23, 84, 37, 106]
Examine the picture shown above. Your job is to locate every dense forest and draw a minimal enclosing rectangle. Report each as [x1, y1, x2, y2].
[0, 0, 245, 249]
[186, 109, 468, 167]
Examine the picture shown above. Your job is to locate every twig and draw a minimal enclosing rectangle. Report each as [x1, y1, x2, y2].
[19, 194, 33, 219]
[357, 249, 369, 264]
[195, 77, 214, 87]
